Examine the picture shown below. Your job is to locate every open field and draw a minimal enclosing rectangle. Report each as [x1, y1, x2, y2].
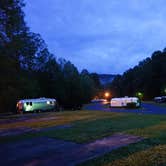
[1, 103, 166, 166]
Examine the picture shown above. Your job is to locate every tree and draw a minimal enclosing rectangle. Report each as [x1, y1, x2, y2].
[0, 0, 99, 112]
[80, 70, 95, 103]
[0, 0, 27, 112]
[110, 49, 166, 100]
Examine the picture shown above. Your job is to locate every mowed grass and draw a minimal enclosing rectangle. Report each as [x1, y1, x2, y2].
[106, 145, 166, 166]
[79, 139, 166, 166]
[0, 111, 165, 143]
[0, 111, 123, 143]
[77, 114, 166, 166]
[0, 110, 166, 166]
[39, 114, 166, 143]
[0, 111, 118, 130]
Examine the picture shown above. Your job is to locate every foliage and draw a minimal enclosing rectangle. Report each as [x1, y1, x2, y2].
[110, 50, 166, 99]
[0, 0, 101, 112]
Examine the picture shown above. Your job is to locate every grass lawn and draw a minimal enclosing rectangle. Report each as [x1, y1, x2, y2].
[0, 111, 117, 130]
[0, 111, 123, 143]
[0, 110, 166, 166]
[39, 114, 165, 143]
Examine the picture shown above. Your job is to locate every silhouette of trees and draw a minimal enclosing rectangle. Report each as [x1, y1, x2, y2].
[0, 0, 101, 112]
[110, 49, 166, 100]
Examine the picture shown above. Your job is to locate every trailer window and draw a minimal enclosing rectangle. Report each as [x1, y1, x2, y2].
[30, 102, 32, 106]
[26, 102, 29, 105]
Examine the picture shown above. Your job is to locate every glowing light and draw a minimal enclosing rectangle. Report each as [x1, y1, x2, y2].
[136, 92, 143, 99]
[138, 92, 142, 96]
[25, 105, 32, 111]
[164, 88, 166, 94]
[104, 92, 110, 98]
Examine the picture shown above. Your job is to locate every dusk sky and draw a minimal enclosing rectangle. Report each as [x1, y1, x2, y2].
[24, 0, 166, 74]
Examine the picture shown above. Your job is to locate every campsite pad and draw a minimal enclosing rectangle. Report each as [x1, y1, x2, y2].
[1, 133, 142, 166]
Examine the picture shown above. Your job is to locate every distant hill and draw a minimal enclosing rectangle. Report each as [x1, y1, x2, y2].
[98, 74, 116, 85]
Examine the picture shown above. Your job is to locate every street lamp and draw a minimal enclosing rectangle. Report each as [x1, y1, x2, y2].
[136, 92, 143, 100]
[104, 92, 110, 98]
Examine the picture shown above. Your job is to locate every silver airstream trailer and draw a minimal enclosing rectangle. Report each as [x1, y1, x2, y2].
[110, 97, 140, 108]
[16, 98, 57, 113]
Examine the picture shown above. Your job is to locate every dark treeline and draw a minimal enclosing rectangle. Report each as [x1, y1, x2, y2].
[0, 0, 101, 112]
[110, 49, 166, 100]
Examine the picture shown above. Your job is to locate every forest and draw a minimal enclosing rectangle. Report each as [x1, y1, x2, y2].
[0, 0, 101, 112]
[110, 49, 166, 100]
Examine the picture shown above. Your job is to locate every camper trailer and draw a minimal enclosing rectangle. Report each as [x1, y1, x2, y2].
[110, 97, 140, 108]
[16, 98, 57, 113]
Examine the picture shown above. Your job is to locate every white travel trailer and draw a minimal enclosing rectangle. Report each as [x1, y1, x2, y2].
[110, 97, 140, 108]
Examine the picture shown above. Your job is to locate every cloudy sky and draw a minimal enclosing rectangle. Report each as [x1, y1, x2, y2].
[24, 0, 166, 74]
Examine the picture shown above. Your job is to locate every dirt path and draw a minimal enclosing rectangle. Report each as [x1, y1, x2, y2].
[1, 133, 142, 166]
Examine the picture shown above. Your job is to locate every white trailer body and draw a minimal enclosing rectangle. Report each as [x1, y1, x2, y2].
[110, 97, 140, 108]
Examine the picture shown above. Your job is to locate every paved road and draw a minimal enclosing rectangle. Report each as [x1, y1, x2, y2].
[84, 102, 166, 115]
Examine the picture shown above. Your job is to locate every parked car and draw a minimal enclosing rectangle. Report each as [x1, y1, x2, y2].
[154, 96, 166, 103]
[91, 99, 107, 103]
[154, 97, 162, 103]
[161, 96, 166, 102]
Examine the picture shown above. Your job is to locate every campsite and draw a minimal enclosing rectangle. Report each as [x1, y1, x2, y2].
[1, 101, 166, 165]
[1, 0, 166, 165]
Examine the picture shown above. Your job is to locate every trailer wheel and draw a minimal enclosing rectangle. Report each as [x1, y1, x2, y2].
[37, 110, 41, 113]
[34, 110, 38, 113]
